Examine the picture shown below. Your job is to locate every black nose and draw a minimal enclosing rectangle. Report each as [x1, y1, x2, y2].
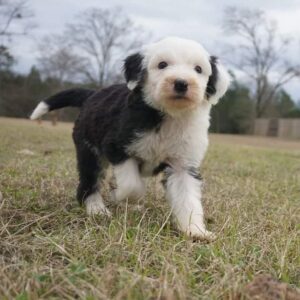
[174, 79, 188, 93]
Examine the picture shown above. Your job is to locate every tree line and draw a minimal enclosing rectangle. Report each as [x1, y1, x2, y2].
[1, 1, 300, 132]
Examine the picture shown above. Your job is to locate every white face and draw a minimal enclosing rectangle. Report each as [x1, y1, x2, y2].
[142, 37, 213, 115]
[124, 37, 230, 116]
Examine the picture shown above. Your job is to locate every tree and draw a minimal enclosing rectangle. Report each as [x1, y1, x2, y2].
[0, 67, 80, 121]
[65, 7, 146, 87]
[0, 67, 43, 118]
[210, 78, 254, 134]
[274, 89, 300, 118]
[0, 0, 34, 38]
[223, 7, 300, 118]
[0, 45, 14, 70]
[276, 90, 294, 117]
[0, 0, 34, 71]
[37, 35, 87, 86]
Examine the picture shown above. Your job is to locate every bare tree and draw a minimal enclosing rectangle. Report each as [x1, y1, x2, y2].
[0, 0, 34, 38]
[224, 7, 300, 117]
[66, 7, 146, 87]
[36, 35, 88, 125]
[37, 35, 87, 85]
[0, 0, 34, 71]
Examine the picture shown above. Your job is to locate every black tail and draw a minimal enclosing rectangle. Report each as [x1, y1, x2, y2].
[30, 88, 96, 120]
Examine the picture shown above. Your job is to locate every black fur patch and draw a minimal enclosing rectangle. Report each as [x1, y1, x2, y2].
[45, 88, 96, 111]
[75, 142, 103, 204]
[206, 56, 218, 99]
[188, 167, 203, 181]
[74, 85, 164, 164]
[72, 84, 164, 203]
[161, 166, 202, 189]
[153, 162, 170, 176]
[124, 53, 144, 85]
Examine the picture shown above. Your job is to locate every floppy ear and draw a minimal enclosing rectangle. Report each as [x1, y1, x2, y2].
[123, 52, 144, 90]
[205, 56, 230, 105]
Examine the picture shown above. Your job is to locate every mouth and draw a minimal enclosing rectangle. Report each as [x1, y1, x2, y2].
[171, 94, 190, 101]
[161, 92, 198, 113]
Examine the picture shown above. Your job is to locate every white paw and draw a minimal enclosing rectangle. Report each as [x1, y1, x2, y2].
[85, 192, 111, 217]
[185, 224, 216, 241]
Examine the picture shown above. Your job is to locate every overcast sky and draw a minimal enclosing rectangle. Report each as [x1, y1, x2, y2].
[10, 0, 300, 100]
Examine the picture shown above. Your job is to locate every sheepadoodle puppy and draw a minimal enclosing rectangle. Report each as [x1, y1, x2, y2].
[30, 37, 230, 240]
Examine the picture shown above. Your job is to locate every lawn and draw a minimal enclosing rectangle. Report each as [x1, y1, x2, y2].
[0, 117, 299, 299]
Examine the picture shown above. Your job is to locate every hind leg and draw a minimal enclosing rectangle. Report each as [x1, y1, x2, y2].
[75, 143, 110, 216]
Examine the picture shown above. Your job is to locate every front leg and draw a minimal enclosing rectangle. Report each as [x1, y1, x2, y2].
[165, 166, 215, 241]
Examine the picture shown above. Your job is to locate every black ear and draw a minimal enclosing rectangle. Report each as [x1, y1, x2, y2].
[206, 56, 218, 99]
[205, 56, 230, 105]
[123, 53, 144, 90]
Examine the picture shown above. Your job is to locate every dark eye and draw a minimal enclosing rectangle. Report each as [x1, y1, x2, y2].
[195, 65, 202, 74]
[158, 61, 168, 69]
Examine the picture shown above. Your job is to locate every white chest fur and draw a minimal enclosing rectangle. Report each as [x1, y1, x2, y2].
[127, 103, 211, 174]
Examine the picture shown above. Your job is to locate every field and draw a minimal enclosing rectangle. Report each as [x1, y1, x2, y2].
[0, 117, 299, 299]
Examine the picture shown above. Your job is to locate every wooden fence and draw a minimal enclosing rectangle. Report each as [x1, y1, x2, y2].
[254, 119, 300, 139]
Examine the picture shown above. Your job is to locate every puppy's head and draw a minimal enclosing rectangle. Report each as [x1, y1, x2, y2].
[124, 37, 230, 115]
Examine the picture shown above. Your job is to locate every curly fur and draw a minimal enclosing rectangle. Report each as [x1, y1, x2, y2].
[30, 37, 230, 240]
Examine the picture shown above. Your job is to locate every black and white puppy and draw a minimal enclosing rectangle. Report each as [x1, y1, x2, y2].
[30, 37, 230, 240]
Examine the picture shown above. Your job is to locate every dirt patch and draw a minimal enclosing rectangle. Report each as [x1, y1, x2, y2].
[235, 274, 300, 300]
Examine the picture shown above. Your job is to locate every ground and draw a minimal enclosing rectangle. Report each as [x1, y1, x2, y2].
[0, 117, 299, 300]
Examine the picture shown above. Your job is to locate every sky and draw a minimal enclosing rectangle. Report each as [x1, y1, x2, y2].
[9, 0, 300, 100]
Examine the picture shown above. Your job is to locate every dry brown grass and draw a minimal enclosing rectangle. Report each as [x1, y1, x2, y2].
[211, 133, 300, 151]
[0, 117, 299, 299]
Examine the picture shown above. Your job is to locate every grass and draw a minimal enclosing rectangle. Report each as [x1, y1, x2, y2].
[0, 117, 299, 299]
